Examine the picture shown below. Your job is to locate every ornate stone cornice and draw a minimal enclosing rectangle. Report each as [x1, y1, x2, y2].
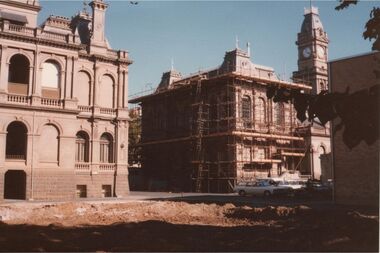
[0, 32, 84, 51]
[78, 52, 133, 65]
[0, 0, 41, 12]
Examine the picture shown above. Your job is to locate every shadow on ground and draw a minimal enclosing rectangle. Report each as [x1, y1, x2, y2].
[0, 207, 378, 252]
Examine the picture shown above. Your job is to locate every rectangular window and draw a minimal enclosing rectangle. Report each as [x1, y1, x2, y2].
[76, 185, 87, 198]
[102, 185, 112, 197]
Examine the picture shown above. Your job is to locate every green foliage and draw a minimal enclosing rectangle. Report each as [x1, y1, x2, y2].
[128, 109, 142, 166]
[335, 0, 358, 10]
[364, 7, 380, 51]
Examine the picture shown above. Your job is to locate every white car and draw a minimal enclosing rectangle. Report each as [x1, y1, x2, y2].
[234, 181, 292, 197]
[277, 180, 307, 190]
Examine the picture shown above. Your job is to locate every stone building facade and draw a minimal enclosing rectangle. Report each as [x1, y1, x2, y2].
[330, 51, 380, 207]
[293, 6, 331, 181]
[130, 47, 311, 192]
[129, 6, 331, 192]
[0, 0, 131, 200]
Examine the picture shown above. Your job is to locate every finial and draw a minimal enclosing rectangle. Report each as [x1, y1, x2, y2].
[247, 42, 251, 57]
[235, 35, 239, 49]
[171, 58, 174, 71]
[83, 0, 88, 14]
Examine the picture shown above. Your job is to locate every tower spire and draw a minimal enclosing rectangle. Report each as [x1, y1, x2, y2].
[235, 35, 239, 49]
[83, 0, 89, 14]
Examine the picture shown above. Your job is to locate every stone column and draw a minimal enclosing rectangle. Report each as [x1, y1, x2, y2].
[32, 50, 40, 95]
[0, 46, 9, 93]
[65, 56, 73, 99]
[113, 83, 117, 109]
[117, 69, 123, 108]
[114, 120, 129, 197]
[0, 131, 6, 167]
[91, 122, 100, 171]
[59, 71, 65, 100]
[0, 131, 5, 200]
[31, 53, 42, 105]
[28, 66, 34, 97]
[93, 65, 100, 107]
[123, 70, 128, 108]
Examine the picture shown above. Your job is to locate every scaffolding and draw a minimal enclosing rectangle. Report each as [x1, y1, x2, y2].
[129, 68, 312, 193]
[188, 74, 309, 192]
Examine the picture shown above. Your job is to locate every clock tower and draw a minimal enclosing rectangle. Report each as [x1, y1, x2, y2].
[293, 6, 329, 94]
[293, 6, 331, 182]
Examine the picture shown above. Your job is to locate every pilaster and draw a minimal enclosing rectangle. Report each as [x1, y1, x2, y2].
[0, 45, 9, 93]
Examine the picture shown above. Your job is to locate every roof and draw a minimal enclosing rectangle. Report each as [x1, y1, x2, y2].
[129, 47, 311, 104]
[0, 11, 28, 23]
[329, 51, 380, 63]
[301, 6, 324, 34]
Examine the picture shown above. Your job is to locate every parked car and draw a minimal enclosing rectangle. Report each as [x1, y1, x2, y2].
[304, 179, 333, 198]
[277, 180, 307, 190]
[234, 181, 292, 197]
[275, 180, 307, 197]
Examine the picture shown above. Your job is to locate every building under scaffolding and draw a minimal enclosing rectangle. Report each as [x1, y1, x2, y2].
[129, 46, 315, 193]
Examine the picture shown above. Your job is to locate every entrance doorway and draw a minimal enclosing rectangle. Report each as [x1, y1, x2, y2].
[4, 170, 26, 199]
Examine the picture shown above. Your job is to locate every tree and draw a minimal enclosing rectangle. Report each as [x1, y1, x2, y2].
[128, 108, 142, 167]
[335, 0, 380, 51]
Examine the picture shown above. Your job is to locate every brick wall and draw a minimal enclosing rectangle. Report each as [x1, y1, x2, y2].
[330, 52, 380, 207]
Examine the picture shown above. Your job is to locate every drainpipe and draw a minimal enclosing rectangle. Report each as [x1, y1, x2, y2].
[30, 110, 35, 200]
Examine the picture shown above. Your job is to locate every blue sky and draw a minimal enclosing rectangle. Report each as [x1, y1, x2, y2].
[38, 0, 376, 96]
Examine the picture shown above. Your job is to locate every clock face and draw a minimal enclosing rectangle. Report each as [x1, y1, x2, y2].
[303, 47, 311, 58]
[317, 46, 325, 59]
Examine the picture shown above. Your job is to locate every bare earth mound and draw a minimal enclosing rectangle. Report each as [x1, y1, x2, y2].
[0, 201, 378, 252]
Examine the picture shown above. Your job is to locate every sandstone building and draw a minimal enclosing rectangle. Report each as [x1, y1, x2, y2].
[129, 7, 331, 192]
[292, 6, 331, 181]
[0, 0, 131, 200]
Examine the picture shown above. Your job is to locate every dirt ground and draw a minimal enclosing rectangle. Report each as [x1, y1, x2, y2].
[0, 200, 378, 252]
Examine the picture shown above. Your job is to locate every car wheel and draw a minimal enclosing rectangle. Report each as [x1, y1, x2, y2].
[264, 190, 271, 198]
[238, 190, 246, 196]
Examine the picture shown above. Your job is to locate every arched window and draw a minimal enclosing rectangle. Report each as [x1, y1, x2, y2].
[39, 124, 59, 163]
[100, 133, 113, 163]
[6, 121, 27, 160]
[318, 146, 326, 156]
[41, 60, 60, 98]
[75, 71, 91, 106]
[76, 131, 89, 162]
[255, 97, 266, 124]
[8, 54, 30, 95]
[273, 102, 284, 125]
[242, 96, 252, 128]
[99, 74, 114, 108]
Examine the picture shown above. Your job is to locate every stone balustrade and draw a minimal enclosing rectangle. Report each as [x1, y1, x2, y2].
[7, 94, 29, 104]
[41, 97, 63, 107]
[75, 163, 90, 171]
[99, 107, 116, 115]
[78, 105, 92, 113]
[2, 22, 78, 44]
[99, 163, 116, 171]
[5, 154, 26, 160]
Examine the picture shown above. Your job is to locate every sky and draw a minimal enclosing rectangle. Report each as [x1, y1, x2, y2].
[38, 0, 376, 97]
